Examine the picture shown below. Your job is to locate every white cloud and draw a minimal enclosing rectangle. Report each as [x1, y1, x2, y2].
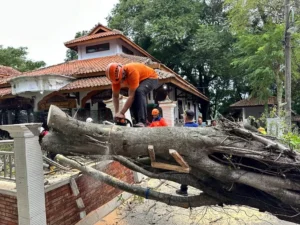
[0, 0, 119, 66]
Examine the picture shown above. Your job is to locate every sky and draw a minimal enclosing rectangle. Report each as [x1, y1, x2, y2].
[0, 0, 119, 66]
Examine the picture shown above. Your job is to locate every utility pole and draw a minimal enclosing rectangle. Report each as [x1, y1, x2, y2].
[284, 0, 292, 130]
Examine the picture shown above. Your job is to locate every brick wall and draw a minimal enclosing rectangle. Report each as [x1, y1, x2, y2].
[0, 194, 18, 225]
[0, 161, 134, 225]
[46, 161, 134, 225]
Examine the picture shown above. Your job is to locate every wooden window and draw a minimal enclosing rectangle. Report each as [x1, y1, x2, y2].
[122, 46, 134, 55]
[86, 43, 110, 53]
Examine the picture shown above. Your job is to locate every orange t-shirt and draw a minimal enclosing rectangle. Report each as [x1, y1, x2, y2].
[112, 63, 158, 92]
[149, 118, 168, 127]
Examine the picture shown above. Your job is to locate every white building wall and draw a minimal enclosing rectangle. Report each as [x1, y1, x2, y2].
[79, 91, 90, 107]
[78, 39, 119, 60]
[169, 90, 176, 120]
[77, 39, 146, 60]
[195, 103, 199, 119]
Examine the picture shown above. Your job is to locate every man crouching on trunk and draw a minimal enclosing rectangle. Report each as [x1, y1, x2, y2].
[105, 62, 158, 127]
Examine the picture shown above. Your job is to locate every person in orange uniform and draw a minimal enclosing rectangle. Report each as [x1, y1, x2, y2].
[105, 62, 158, 127]
[149, 109, 168, 127]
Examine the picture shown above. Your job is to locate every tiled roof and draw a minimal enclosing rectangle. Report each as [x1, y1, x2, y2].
[0, 88, 11, 97]
[88, 23, 112, 35]
[61, 77, 110, 90]
[155, 69, 175, 79]
[22, 54, 150, 77]
[6, 54, 207, 101]
[0, 66, 21, 87]
[61, 70, 175, 91]
[0, 65, 21, 77]
[230, 96, 278, 108]
[18, 54, 207, 100]
[0, 77, 11, 86]
[64, 31, 120, 46]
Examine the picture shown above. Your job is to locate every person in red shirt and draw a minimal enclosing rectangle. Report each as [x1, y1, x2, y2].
[38, 123, 56, 161]
[106, 62, 158, 127]
[149, 109, 168, 127]
[38, 127, 48, 143]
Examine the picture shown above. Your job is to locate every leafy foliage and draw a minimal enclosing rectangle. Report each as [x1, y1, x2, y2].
[231, 24, 285, 102]
[0, 46, 45, 72]
[283, 132, 300, 152]
[107, 0, 243, 118]
[226, 0, 300, 113]
[107, 0, 300, 118]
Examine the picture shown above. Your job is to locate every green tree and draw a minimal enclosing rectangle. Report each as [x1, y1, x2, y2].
[108, 0, 244, 117]
[232, 24, 285, 113]
[226, 0, 300, 113]
[65, 31, 88, 62]
[0, 46, 45, 72]
[181, 23, 247, 117]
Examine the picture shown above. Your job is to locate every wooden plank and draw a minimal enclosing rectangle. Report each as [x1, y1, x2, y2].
[148, 145, 156, 162]
[151, 162, 190, 173]
[169, 149, 189, 168]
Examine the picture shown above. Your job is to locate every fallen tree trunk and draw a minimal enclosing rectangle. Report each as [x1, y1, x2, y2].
[42, 105, 300, 224]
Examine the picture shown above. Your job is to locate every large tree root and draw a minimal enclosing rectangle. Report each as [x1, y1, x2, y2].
[42, 105, 300, 224]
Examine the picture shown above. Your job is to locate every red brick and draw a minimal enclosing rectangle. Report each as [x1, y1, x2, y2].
[1, 217, 14, 223]
[44, 162, 134, 225]
[4, 198, 15, 204]
[5, 213, 17, 220]
[0, 219, 17, 225]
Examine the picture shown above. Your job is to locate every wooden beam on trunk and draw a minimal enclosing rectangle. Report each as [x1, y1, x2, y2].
[148, 145, 156, 162]
[169, 149, 189, 168]
[151, 162, 190, 173]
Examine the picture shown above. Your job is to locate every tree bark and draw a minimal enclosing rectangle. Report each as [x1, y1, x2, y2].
[275, 69, 283, 115]
[42, 105, 300, 224]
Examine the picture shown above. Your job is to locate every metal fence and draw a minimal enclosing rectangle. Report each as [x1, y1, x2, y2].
[0, 140, 15, 180]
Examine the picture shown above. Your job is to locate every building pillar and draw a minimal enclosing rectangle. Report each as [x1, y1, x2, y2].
[7, 110, 12, 124]
[0, 124, 47, 225]
[32, 95, 47, 114]
[242, 108, 246, 123]
[90, 102, 98, 123]
[104, 95, 133, 125]
[26, 109, 31, 123]
[159, 96, 177, 127]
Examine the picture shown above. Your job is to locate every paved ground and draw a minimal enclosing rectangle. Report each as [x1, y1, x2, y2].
[95, 179, 296, 225]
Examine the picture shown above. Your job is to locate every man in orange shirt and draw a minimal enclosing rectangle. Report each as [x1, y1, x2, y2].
[149, 109, 168, 127]
[105, 62, 158, 126]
